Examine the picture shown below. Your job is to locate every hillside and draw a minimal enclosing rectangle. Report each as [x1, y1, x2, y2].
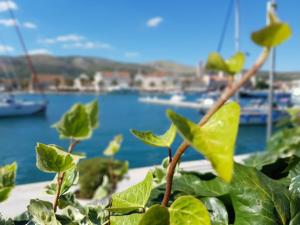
[146, 60, 195, 74]
[0, 55, 299, 81]
[0, 55, 195, 78]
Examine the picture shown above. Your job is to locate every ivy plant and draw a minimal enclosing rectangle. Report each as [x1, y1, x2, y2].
[0, 7, 296, 225]
[0, 162, 17, 203]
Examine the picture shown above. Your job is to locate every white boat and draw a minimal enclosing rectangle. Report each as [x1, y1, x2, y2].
[0, 96, 47, 117]
[139, 94, 207, 109]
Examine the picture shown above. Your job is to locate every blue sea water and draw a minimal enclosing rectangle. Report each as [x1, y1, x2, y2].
[0, 93, 266, 184]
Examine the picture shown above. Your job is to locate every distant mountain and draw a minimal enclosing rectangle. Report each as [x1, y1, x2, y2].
[0, 55, 195, 79]
[0, 55, 298, 81]
[146, 60, 195, 74]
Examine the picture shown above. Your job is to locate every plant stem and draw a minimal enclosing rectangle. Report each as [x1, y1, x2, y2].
[53, 139, 79, 212]
[167, 147, 172, 163]
[161, 48, 270, 207]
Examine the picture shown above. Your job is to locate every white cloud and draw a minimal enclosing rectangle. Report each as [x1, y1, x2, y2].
[124, 51, 140, 58]
[28, 48, 51, 55]
[39, 34, 84, 44]
[0, 45, 14, 53]
[23, 22, 37, 29]
[0, 1, 17, 12]
[56, 34, 84, 42]
[0, 19, 17, 27]
[63, 41, 111, 49]
[146, 16, 163, 27]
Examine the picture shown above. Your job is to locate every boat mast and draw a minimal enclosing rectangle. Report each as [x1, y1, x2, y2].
[5, 0, 39, 93]
[266, 0, 276, 139]
[234, 0, 240, 101]
[234, 0, 240, 52]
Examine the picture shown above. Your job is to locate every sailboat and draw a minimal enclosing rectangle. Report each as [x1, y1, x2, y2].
[0, 3, 47, 117]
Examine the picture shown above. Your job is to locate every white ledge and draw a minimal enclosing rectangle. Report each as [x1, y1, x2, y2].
[0, 154, 250, 217]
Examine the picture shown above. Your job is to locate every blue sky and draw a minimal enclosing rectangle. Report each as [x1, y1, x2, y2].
[0, 0, 299, 71]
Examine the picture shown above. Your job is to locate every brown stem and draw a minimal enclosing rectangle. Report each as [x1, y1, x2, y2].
[53, 139, 79, 212]
[161, 48, 270, 207]
[167, 147, 172, 163]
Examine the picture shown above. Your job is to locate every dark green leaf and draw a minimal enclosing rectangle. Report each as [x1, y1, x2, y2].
[0, 187, 13, 203]
[85, 99, 99, 129]
[139, 205, 169, 225]
[290, 176, 300, 197]
[0, 162, 17, 203]
[172, 173, 229, 197]
[0, 214, 14, 225]
[230, 163, 290, 225]
[201, 197, 228, 225]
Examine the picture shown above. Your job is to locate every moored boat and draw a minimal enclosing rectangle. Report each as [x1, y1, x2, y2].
[0, 96, 47, 117]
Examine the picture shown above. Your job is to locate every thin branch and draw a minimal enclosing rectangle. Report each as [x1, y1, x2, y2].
[53, 139, 80, 212]
[161, 48, 270, 207]
[167, 147, 173, 163]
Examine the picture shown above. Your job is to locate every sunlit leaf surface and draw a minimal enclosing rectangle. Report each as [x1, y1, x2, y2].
[103, 135, 123, 156]
[131, 124, 176, 148]
[251, 22, 292, 48]
[52, 104, 92, 140]
[168, 102, 240, 182]
[169, 196, 211, 225]
[36, 143, 84, 173]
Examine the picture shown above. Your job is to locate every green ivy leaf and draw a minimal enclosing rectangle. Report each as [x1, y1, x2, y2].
[0, 162, 17, 188]
[205, 52, 228, 73]
[93, 175, 110, 200]
[172, 172, 229, 197]
[36, 143, 84, 173]
[27, 199, 61, 225]
[290, 176, 300, 197]
[206, 52, 245, 76]
[103, 135, 123, 156]
[201, 197, 228, 225]
[139, 205, 169, 225]
[46, 168, 78, 195]
[0, 214, 14, 225]
[111, 172, 153, 208]
[251, 22, 292, 48]
[167, 102, 240, 182]
[230, 163, 290, 225]
[110, 172, 153, 225]
[0, 162, 17, 203]
[0, 187, 13, 203]
[131, 124, 176, 148]
[85, 99, 99, 129]
[52, 104, 92, 140]
[226, 52, 245, 75]
[169, 196, 211, 225]
[110, 214, 143, 225]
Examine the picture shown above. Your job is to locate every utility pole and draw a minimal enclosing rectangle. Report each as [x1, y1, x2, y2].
[266, 0, 276, 140]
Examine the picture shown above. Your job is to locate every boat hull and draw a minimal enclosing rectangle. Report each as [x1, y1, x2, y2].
[0, 101, 47, 117]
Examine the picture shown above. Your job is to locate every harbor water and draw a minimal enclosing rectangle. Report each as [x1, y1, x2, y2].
[0, 93, 267, 184]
